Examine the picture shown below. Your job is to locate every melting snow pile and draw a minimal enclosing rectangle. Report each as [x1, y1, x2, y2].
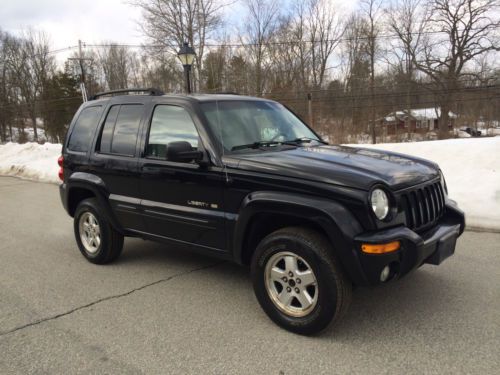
[0, 142, 62, 184]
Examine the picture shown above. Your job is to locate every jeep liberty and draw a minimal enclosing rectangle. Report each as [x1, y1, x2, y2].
[59, 88, 465, 334]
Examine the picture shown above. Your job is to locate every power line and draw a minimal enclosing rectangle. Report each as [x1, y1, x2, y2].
[26, 45, 79, 59]
[0, 96, 82, 111]
[1, 83, 497, 109]
[78, 26, 500, 51]
[1, 92, 497, 113]
[258, 84, 500, 97]
[46, 46, 78, 56]
[275, 95, 500, 111]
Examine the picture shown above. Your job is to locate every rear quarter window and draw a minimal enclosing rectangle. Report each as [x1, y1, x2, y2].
[67, 106, 103, 152]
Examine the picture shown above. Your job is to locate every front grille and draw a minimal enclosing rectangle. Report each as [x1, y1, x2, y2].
[400, 181, 445, 231]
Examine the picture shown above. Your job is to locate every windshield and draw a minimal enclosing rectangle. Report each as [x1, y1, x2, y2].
[200, 100, 321, 152]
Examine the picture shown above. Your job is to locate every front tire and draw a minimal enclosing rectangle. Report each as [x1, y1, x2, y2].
[251, 227, 351, 335]
[74, 198, 124, 264]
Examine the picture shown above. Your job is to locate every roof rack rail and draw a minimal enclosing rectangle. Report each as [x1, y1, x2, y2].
[90, 88, 164, 100]
[213, 91, 240, 95]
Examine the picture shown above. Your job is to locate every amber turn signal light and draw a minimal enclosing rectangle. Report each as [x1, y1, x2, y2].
[361, 241, 400, 254]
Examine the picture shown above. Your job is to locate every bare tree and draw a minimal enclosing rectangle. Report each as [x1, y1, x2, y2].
[360, 0, 383, 144]
[341, 15, 371, 138]
[5, 29, 55, 141]
[202, 46, 226, 91]
[307, 0, 345, 89]
[290, 0, 311, 92]
[226, 54, 251, 93]
[97, 44, 131, 90]
[407, 0, 499, 138]
[132, 0, 226, 91]
[242, 0, 281, 95]
[266, 16, 303, 93]
[139, 53, 183, 91]
[128, 50, 144, 88]
[387, 0, 425, 139]
[0, 30, 13, 142]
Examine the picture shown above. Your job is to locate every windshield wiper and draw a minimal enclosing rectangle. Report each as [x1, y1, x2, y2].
[282, 137, 329, 145]
[231, 141, 281, 151]
[231, 137, 328, 151]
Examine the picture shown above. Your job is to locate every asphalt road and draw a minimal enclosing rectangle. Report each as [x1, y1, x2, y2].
[0, 176, 498, 374]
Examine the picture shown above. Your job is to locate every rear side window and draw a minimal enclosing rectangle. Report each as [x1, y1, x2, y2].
[67, 106, 102, 152]
[98, 104, 143, 156]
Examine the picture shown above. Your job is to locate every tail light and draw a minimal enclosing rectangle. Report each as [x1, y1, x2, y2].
[58, 155, 64, 181]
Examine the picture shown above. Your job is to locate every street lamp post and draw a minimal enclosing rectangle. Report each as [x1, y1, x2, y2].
[177, 42, 196, 94]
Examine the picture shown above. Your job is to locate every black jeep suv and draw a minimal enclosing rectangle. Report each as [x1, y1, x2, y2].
[59, 88, 465, 335]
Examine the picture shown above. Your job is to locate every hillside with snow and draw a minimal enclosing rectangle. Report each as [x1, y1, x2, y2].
[0, 138, 499, 231]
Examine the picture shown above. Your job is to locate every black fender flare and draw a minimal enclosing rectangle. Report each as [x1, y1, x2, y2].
[233, 191, 369, 285]
[66, 172, 124, 234]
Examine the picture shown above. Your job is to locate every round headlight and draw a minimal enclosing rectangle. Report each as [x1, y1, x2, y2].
[371, 188, 389, 220]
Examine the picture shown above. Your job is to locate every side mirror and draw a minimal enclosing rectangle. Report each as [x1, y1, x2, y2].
[166, 141, 203, 163]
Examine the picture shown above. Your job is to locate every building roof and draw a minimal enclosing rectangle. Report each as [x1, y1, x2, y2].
[383, 107, 457, 122]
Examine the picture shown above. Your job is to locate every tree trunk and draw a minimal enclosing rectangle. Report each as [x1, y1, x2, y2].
[0, 122, 5, 142]
[31, 112, 38, 142]
[369, 33, 376, 144]
[438, 100, 451, 140]
[438, 95, 453, 139]
[370, 72, 376, 144]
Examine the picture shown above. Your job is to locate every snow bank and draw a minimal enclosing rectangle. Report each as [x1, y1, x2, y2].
[1, 138, 499, 231]
[0, 142, 61, 184]
[348, 137, 500, 231]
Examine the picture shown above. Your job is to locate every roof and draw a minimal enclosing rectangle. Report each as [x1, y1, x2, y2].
[383, 107, 457, 122]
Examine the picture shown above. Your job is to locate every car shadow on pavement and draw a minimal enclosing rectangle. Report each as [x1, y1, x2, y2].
[115, 239, 457, 342]
[116, 238, 219, 266]
[322, 269, 457, 340]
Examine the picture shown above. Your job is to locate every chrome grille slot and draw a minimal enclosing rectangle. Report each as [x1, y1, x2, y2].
[401, 182, 445, 231]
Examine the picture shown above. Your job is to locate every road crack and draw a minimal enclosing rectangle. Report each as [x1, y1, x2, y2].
[0, 261, 225, 337]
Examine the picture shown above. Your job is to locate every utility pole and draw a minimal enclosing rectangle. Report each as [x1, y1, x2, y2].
[68, 40, 92, 102]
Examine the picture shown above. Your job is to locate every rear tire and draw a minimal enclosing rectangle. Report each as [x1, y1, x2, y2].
[251, 227, 351, 335]
[74, 198, 124, 264]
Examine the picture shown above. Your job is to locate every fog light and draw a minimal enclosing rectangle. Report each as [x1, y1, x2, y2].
[380, 266, 390, 282]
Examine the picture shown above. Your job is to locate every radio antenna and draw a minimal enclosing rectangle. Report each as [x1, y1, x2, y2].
[216, 100, 229, 183]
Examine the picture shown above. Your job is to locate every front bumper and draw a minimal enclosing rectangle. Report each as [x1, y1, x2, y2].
[353, 201, 465, 285]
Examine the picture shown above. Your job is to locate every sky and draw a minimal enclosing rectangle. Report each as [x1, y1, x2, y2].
[0, 0, 356, 65]
[1, 0, 143, 55]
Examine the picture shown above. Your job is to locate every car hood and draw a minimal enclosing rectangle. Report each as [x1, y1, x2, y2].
[224, 145, 439, 191]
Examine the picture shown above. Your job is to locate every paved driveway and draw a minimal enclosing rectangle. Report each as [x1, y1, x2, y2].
[0, 177, 498, 374]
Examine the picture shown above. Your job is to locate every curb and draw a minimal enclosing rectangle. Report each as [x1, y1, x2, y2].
[465, 226, 500, 234]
